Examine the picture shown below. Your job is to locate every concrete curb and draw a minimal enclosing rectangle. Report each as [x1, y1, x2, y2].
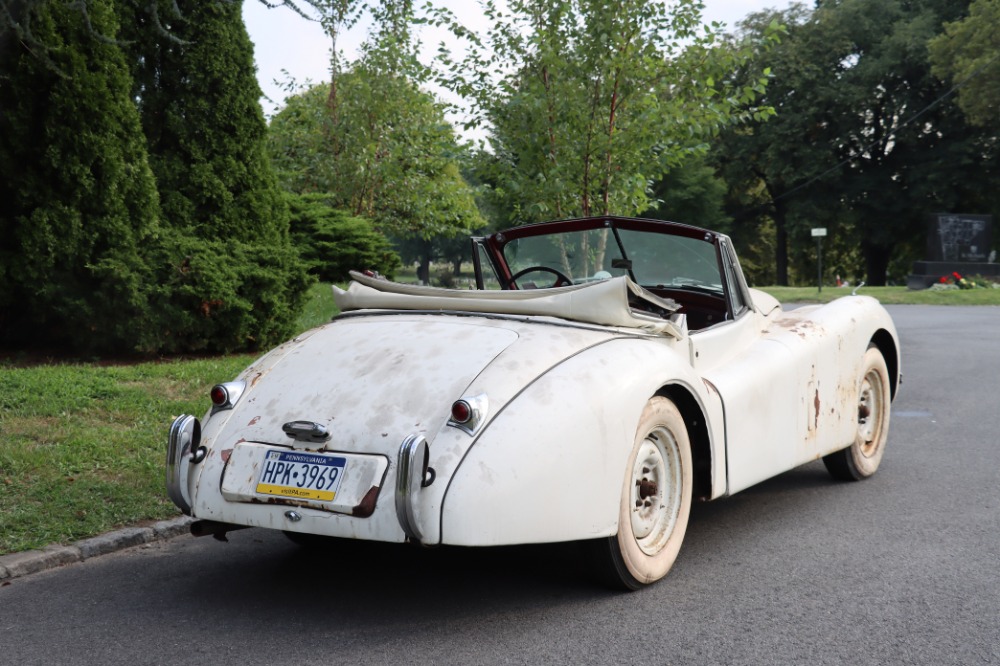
[0, 516, 193, 582]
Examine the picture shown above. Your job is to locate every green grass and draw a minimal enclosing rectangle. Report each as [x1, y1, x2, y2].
[758, 285, 1000, 305]
[298, 281, 341, 330]
[2, 279, 997, 555]
[0, 356, 254, 554]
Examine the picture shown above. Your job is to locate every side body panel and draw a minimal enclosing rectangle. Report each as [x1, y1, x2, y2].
[699, 296, 898, 494]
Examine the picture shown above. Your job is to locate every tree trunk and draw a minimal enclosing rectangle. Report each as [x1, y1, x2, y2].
[773, 200, 789, 287]
[863, 243, 892, 286]
[417, 251, 432, 285]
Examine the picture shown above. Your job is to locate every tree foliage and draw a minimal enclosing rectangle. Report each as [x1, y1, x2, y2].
[269, 77, 482, 242]
[430, 0, 780, 224]
[713, 0, 998, 286]
[642, 154, 731, 233]
[267, 3, 484, 281]
[0, 0, 314, 354]
[285, 193, 401, 281]
[711, 3, 844, 285]
[0, 0, 163, 353]
[120, 0, 310, 352]
[928, 0, 1000, 127]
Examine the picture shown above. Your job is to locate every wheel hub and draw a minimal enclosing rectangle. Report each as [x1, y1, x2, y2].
[629, 429, 682, 554]
[857, 371, 883, 456]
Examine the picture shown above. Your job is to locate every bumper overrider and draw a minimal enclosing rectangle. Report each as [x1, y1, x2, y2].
[166, 414, 203, 515]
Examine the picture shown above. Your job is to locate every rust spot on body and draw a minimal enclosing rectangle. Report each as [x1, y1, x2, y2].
[814, 389, 821, 430]
[248, 416, 260, 426]
[352, 486, 381, 517]
[221, 448, 233, 463]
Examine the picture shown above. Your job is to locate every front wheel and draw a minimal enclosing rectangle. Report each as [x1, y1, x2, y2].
[823, 345, 891, 481]
[587, 397, 692, 590]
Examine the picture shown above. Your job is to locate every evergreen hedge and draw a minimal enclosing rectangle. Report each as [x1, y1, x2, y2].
[0, 0, 165, 353]
[286, 194, 401, 282]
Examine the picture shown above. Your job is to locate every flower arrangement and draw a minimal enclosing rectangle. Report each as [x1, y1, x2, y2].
[932, 271, 996, 290]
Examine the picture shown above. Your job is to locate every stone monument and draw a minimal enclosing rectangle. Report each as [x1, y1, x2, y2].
[907, 213, 998, 289]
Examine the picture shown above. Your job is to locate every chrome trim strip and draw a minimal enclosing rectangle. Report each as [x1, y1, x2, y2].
[395, 434, 428, 542]
[166, 414, 201, 515]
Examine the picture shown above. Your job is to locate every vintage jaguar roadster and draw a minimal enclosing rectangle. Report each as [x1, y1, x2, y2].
[167, 216, 899, 589]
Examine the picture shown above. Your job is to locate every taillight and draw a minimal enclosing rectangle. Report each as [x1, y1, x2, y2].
[209, 380, 246, 414]
[210, 385, 229, 407]
[450, 400, 472, 424]
[447, 394, 489, 435]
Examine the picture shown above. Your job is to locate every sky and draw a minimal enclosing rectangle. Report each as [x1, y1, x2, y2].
[243, 0, 797, 127]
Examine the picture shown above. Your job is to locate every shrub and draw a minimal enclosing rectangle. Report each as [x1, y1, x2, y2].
[286, 193, 401, 281]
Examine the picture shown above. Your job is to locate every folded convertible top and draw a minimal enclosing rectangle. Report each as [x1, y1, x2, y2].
[333, 272, 684, 338]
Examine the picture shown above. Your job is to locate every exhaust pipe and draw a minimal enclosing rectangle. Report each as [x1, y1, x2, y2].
[190, 519, 251, 541]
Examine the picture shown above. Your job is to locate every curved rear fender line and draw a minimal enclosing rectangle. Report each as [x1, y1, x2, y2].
[656, 383, 716, 501]
[422, 336, 634, 545]
[437, 338, 717, 547]
[184, 332, 319, 515]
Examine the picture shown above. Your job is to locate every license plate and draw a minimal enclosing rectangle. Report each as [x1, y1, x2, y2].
[255, 450, 347, 502]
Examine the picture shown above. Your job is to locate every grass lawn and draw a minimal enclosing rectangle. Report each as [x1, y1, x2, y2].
[758, 285, 1000, 305]
[1, 278, 997, 555]
[0, 355, 254, 554]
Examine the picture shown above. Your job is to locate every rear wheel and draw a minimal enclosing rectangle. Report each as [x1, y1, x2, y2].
[587, 397, 692, 590]
[823, 346, 891, 481]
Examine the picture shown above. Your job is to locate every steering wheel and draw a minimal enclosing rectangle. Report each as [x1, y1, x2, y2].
[507, 265, 573, 289]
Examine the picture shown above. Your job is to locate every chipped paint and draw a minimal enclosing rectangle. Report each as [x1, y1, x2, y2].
[352, 486, 381, 517]
[707, 295, 897, 495]
[814, 388, 821, 430]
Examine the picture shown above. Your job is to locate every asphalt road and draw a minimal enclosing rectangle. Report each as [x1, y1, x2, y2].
[2, 305, 998, 666]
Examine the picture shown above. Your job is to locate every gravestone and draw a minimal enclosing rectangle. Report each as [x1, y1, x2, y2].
[907, 213, 998, 289]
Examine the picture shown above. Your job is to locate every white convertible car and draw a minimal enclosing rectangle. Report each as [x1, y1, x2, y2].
[168, 216, 899, 589]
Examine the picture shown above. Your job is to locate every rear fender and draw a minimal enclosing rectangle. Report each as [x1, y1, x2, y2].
[436, 338, 720, 546]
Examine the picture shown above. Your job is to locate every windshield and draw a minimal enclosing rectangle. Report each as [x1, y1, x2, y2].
[501, 226, 723, 294]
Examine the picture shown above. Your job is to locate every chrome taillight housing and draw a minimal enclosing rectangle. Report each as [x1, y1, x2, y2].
[447, 393, 489, 435]
[209, 380, 246, 415]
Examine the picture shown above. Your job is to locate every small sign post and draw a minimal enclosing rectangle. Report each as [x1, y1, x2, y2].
[811, 228, 827, 292]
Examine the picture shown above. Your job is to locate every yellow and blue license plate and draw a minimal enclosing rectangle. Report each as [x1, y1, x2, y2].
[255, 450, 347, 502]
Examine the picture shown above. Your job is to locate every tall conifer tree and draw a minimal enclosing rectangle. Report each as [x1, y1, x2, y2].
[121, 0, 308, 352]
[0, 0, 163, 353]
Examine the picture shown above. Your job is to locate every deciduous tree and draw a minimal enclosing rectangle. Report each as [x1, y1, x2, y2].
[928, 0, 1000, 128]
[430, 0, 779, 223]
[268, 0, 484, 284]
[715, 0, 997, 285]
